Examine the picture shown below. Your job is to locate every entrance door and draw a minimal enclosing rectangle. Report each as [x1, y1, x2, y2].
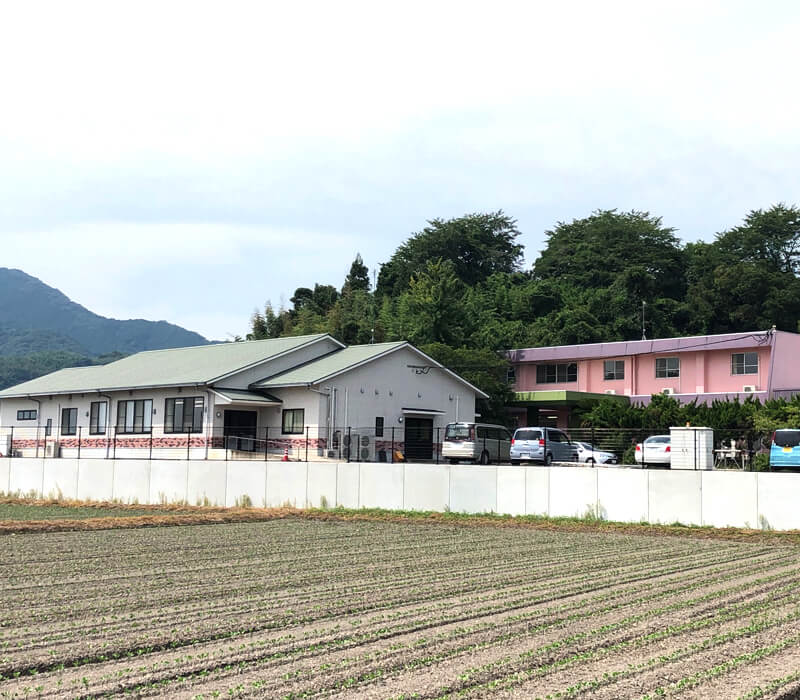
[405, 418, 433, 460]
[224, 410, 258, 452]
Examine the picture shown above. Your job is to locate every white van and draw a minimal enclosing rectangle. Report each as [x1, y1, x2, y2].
[442, 422, 512, 464]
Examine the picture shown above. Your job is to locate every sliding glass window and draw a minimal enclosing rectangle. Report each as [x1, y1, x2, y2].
[164, 397, 204, 433]
[116, 399, 153, 434]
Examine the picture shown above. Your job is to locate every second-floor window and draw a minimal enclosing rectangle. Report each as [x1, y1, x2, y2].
[655, 357, 680, 378]
[116, 399, 153, 434]
[731, 352, 758, 375]
[603, 360, 625, 380]
[536, 363, 578, 384]
[17, 409, 37, 421]
[165, 397, 204, 433]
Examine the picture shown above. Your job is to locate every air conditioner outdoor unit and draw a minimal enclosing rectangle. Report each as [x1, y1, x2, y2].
[44, 441, 59, 458]
[742, 385, 757, 393]
[604, 389, 617, 395]
[662, 388, 675, 395]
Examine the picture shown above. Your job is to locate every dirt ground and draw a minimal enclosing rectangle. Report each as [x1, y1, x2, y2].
[1, 505, 799, 698]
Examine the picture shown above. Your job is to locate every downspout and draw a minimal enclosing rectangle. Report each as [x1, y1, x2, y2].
[308, 385, 331, 454]
[99, 393, 113, 459]
[28, 396, 42, 458]
[767, 326, 777, 401]
[205, 389, 212, 460]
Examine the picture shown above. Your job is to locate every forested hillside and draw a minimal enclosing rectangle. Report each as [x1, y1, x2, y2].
[0, 268, 208, 389]
[247, 205, 800, 420]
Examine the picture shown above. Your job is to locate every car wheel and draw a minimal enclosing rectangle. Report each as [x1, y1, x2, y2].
[479, 451, 490, 465]
[449, 459, 459, 465]
[510, 460, 520, 466]
[587, 457, 595, 465]
[544, 453, 553, 466]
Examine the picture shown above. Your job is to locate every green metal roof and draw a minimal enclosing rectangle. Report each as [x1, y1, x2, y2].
[0, 334, 337, 398]
[512, 390, 630, 405]
[256, 342, 408, 387]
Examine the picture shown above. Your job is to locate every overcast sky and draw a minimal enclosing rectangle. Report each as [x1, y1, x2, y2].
[2, 1, 799, 341]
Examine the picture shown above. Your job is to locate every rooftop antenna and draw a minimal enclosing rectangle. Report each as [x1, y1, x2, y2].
[641, 301, 647, 341]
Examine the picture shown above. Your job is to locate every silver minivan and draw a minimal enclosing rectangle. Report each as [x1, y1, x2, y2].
[442, 422, 512, 464]
[510, 427, 578, 465]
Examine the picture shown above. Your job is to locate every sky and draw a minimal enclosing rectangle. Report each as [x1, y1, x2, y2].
[2, 0, 800, 341]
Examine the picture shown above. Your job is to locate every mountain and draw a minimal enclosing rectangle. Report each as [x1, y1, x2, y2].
[0, 268, 209, 357]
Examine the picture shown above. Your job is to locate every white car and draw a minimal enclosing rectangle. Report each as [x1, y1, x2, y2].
[574, 442, 618, 464]
[635, 435, 671, 466]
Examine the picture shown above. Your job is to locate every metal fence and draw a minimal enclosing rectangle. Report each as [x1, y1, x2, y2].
[0, 423, 772, 469]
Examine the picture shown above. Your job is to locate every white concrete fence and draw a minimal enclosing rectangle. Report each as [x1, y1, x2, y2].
[2, 458, 800, 530]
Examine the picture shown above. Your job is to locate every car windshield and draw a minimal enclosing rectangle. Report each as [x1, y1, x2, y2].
[646, 436, 670, 444]
[514, 429, 542, 441]
[773, 430, 800, 447]
[445, 424, 471, 440]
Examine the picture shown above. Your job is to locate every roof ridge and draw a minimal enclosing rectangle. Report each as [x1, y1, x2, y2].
[134, 333, 329, 356]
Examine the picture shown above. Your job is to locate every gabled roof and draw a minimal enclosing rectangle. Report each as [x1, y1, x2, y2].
[256, 341, 490, 398]
[211, 388, 282, 406]
[0, 334, 339, 398]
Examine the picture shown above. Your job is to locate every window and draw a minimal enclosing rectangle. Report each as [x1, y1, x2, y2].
[603, 360, 625, 380]
[17, 409, 37, 421]
[732, 352, 758, 375]
[375, 416, 384, 438]
[61, 408, 77, 436]
[282, 408, 304, 434]
[164, 397, 204, 433]
[536, 363, 578, 384]
[506, 366, 516, 384]
[89, 401, 107, 435]
[45, 418, 52, 436]
[655, 357, 680, 378]
[116, 399, 153, 434]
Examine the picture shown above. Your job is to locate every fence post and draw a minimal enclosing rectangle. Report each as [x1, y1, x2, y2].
[77, 426, 82, 460]
[187, 429, 191, 460]
[9, 426, 13, 458]
[305, 426, 309, 463]
[435, 427, 440, 464]
[347, 427, 351, 463]
[483, 432, 487, 463]
[113, 427, 117, 460]
[149, 430, 153, 460]
[264, 427, 269, 462]
[391, 427, 395, 463]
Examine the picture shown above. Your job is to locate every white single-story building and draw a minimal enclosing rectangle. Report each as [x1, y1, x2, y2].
[0, 334, 487, 461]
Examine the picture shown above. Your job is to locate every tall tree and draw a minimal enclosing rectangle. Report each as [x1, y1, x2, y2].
[376, 211, 523, 297]
[342, 254, 370, 295]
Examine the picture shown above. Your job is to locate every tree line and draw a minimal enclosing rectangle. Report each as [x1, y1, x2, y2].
[248, 205, 800, 421]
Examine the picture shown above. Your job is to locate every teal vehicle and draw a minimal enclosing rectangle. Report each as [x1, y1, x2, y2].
[769, 429, 800, 469]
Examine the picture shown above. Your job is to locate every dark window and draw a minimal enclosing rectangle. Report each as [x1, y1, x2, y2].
[655, 357, 680, 378]
[282, 408, 304, 434]
[506, 366, 516, 384]
[774, 430, 800, 447]
[89, 401, 107, 435]
[603, 360, 625, 380]
[514, 429, 542, 441]
[17, 409, 37, 421]
[45, 418, 52, 436]
[164, 397, 204, 433]
[732, 352, 758, 375]
[61, 408, 77, 436]
[535, 363, 578, 384]
[547, 429, 565, 443]
[375, 416, 384, 438]
[116, 399, 153, 434]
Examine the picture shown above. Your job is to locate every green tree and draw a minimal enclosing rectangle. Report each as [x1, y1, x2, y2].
[342, 254, 371, 295]
[398, 259, 467, 346]
[377, 211, 523, 297]
[247, 302, 282, 340]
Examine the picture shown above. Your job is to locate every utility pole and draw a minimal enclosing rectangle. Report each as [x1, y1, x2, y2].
[641, 301, 647, 341]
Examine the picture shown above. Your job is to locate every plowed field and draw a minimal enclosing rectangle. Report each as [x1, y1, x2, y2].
[2, 518, 800, 699]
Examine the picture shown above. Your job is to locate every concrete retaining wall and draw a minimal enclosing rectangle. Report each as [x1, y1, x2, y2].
[2, 458, 799, 530]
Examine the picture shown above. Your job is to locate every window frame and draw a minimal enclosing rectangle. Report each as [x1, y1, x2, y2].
[89, 401, 107, 435]
[116, 399, 153, 434]
[603, 359, 625, 381]
[535, 363, 578, 384]
[17, 409, 37, 421]
[164, 396, 205, 434]
[60, 407, 78, 436]
[375, 416, 384, 438]
[731, 352, 759, 376]
[655, 357, 680, 379]
[281, 408, 305, 435]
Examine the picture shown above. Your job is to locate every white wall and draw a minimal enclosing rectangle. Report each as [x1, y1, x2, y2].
[5, 457, 800, 531]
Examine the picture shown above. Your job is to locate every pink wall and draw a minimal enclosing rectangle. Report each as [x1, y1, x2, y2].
[514, 345, 774, 397]
[771, 332, 800, 391]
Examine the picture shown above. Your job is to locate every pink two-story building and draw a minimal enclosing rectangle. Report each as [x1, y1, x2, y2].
[507, 330, 800, 428]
